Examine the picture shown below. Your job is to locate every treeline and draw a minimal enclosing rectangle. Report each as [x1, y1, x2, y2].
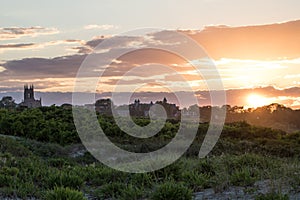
[0, 106, 181, 145]
[0, 105, 299, 148]
[0, 106, 79, 145]
[185, 103, 300, 132]
[225, 104, 300, 132]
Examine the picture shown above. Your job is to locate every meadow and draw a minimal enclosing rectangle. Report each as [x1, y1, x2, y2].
[0, 106, 299, 199]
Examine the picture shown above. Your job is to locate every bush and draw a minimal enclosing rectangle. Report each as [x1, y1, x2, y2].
[89, 167, 128, 186]
[47, 158, 72, 168]
[94, 182, 124, 199]
[45, 171, 84, 189]
[181, 171, 210, 191]
[151, 181, 192, 200]
[120, 184, 143, 200]
[255, 193, 289, 200]
[45, 187, 85, 200]
[21, 140, 66, 157]
[129, 173, 154, 188]
[0, 137, 31, 157]
[229, 167, 257, 186]
[196, 159, 216, 176]
[94, 182, 142, 199]
[151, 161, 184, 181]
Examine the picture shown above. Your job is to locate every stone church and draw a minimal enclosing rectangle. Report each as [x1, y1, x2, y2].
[19, 85, 42, 108]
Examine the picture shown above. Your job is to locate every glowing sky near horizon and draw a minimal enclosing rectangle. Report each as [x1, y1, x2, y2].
[0, 0, 300, 108]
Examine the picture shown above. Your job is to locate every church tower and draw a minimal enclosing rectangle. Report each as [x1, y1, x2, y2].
[20, 84, 42, 108]
[24, 84, 34, 100]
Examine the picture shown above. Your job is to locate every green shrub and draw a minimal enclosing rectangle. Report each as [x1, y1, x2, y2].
[181, 171, 210, 191]
[94, 182, 143, 199]
[129, 173, 154, 188]
[230, 167, 258, 186]
[47, 158, 71, 168]
[151, 161, 184, 181]
[22, 140, 66, 157]
[94, 182, 124, 199]
[119, 184, 143, 200]
[151, 181, 192, 200]
[89, 167, 128, 186]
[227, 154, 272, 171]
[196, 159, 216, 176]
[73, 152, 97, 165]
[45, 186, 85, 200]
[0, 137, 32, 157]
[45, 171, 84, 189]
[15, 181, 37, 199]
[0, 187, 15, 198]
[0, 167, 19, 187]
[255, 193, 289, 200]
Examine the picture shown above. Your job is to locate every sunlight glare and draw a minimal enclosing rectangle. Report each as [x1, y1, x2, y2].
[246, 94, 269, 108]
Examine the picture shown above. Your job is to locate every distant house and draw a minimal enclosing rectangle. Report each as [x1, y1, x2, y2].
[155, 97, 180, 119]
[129, 98, 180, 119]
[19, 85, 42, 108]
[95, 99, 113, 115]
[87, 97, 180, 119]
[129, 99, 153, 117]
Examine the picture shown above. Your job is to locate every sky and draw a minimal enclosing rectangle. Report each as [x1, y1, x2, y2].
[0, 0, 300, 108]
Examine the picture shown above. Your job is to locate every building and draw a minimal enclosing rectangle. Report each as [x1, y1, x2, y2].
[155, 97, 180, 119]
[19, 85, 42, 108]
[88, 97, 180, 119]
[129, 99, 153, 117]
[95, 98, 113, 115]
[129, 98, 180, 119]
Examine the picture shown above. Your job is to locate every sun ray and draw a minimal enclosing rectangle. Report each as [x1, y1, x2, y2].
[246, 94, 269, 108]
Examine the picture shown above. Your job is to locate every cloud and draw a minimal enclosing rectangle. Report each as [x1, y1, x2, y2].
[0, 66, 6, 73]
[84, 24, 118, 30]
[72, 35, 144, 54]
[0, 26, 59, 40]
[1, 54, 86, 79]
[0, 43, 37, 49]
[224, 86, 300, 109]
[0, 39, 84, 54]
[1, 20, 300, 100]
[181, 20, 300, 60]
[213, 57, 300, 89]
[284, 74, 300, 79]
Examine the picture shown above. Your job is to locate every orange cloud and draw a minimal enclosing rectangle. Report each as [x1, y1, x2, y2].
[182, 20, 300, 60]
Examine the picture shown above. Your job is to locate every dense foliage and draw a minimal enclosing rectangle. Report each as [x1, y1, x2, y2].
[0, 106, 78, 145]
[0, 106, 300, 158]
[0, 136, 299, 199]
[0, 106, 299, 199]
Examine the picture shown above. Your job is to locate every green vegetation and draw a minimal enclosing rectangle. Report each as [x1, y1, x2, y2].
[0, 106, 79, 145]
[44, 187, 85, 200]
[255, 193, 289, 200]
[0, 134, 299, 199]
[0, 106, 299, 199]
[151, 181, 192, 200]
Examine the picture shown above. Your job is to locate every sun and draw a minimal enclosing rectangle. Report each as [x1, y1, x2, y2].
[246, 94, 269, 108]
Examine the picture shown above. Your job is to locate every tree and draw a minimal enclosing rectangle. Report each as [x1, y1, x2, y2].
[0, 96, 16, 109]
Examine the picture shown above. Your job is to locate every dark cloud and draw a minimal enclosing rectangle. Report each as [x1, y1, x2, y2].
[72, 20, 300, 61]
[1, 54, 86, 78]
[0, 43, 36, 49]
[85, 35, 143, 49]
[0, 26, 59, 40]
[72, 35, 145, 55]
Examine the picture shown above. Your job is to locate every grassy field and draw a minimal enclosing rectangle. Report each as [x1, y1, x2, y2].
[0, 121, 299, 199]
